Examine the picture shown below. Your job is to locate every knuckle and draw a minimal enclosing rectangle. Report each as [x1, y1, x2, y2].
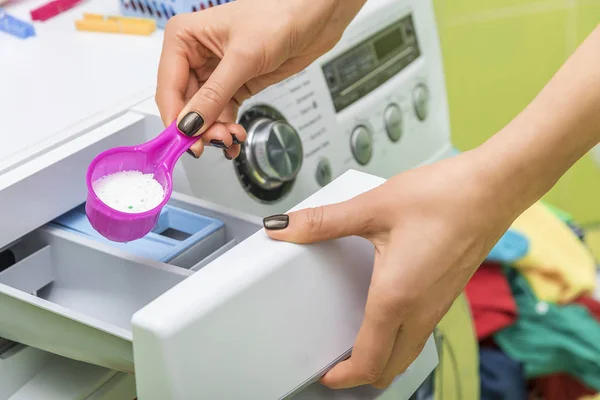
[370, 290, 412, 320]
[390, 291, 418, 314]
[231, 45, 260, 65]
[231, 43, 266, 76]
[164, 14, 184, 35]
[359, 368, 383, 384]
[304, 207, 325, 236]
[199, 81, 227, 110]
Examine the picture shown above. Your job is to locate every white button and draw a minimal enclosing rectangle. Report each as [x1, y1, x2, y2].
[535, 302, 549, 315]
[350, 126, 373, 166]
[412, 84, 429, 121]
[384, 103, 403, 142]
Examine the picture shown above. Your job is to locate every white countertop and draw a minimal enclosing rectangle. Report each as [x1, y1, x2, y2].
[0, 0, 164, 174]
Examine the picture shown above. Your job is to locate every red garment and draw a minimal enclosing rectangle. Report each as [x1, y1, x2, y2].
[530, 374, 596, 400]
[465, 262, 518, 341]
[575, 296, 600, 322]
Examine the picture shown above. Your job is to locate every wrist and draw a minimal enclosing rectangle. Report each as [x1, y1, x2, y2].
[471, 121, 564, 220]
[451, 146, 533, 224]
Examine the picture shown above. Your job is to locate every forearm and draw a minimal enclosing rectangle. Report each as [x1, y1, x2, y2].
[275, 0, 367, 38]
[330, 0, 368, 24]
[476, 25, 600, 214]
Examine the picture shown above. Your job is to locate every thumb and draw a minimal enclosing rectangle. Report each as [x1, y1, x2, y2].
[176, 53, 255, 137]
[263, 192, 382, 244]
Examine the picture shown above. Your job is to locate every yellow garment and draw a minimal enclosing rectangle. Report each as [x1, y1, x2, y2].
[579, 395, 600, 400]
[511, 202, 597, 303]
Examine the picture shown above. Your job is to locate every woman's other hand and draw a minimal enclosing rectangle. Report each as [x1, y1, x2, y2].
[263, 149, 526, 389]
[263, 25, 600, 389]
[155, 0, 366, 159]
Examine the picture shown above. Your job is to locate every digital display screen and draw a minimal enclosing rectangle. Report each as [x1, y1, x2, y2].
[374, 28, 403, 60]
[322, 15, 420, 113]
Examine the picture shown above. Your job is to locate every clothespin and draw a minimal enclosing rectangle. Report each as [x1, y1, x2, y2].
[30, 0, 82, 22]
[74, 13, 156, 36]
[0, 8, 35, 39]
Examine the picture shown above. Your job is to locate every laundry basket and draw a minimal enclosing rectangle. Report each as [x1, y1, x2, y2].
[119, 0, 234, 28]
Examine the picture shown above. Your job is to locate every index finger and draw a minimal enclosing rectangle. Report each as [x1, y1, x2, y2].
[155, 18, 192, 126]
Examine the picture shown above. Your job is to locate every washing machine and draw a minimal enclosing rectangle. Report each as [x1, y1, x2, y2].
[134, 0, 481, 398]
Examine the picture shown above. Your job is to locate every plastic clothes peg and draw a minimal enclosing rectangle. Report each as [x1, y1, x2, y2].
[0, 8, 35, 38]
[30, 0, 81, 21]
[75, 13, 155, 35]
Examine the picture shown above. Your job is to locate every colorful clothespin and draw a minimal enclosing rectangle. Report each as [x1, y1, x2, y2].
[30, 0, 82, 22]
[0, 8, 35, 39]
[74, 13, 156, 35]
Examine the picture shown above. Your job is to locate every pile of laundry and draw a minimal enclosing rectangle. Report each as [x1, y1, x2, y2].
[466, 202, 600, 400]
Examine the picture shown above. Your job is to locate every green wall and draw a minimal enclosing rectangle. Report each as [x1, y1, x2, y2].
[432, 0, 600, 224]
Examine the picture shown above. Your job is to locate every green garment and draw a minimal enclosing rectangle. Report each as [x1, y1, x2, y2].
[542, 202, 573, 224]
[494, 269, 600, 390]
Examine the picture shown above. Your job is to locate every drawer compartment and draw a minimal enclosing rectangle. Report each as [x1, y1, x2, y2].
[0, 227, 189, 372]
[0, 192, 261, 373]
[52, 203, 227, 269]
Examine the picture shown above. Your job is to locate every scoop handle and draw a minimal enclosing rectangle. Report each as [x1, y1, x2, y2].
[141, 121, 200, 172]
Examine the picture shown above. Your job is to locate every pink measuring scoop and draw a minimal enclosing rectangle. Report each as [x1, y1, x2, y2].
[85, 121, 198, 243]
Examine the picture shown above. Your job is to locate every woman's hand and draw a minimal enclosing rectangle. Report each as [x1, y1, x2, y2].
[264, 25, 600, 389]
[263, 149, 526, 389]
[155, 0, 366, 159]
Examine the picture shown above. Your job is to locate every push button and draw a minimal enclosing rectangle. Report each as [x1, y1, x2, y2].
[350, 126, 373, 166]
[384, 103, 403, 142]
[315, 158, 332, 187]
[412, 83, 429, 121]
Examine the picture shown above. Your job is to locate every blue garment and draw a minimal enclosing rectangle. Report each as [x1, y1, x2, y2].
[480, 347, 528, 400]
[486, 230, 530, 264]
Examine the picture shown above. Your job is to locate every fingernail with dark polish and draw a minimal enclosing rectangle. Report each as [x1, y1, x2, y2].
[231, 134, 242, 145]
[178, 112, 204, 136]
[210, 140, 229, 149]
[186, 149, 199, 159]
[263, 214, 289, 230]
[223, 150, 232, 160]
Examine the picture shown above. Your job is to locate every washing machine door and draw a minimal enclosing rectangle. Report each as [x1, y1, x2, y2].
[132, 170, 439, 400]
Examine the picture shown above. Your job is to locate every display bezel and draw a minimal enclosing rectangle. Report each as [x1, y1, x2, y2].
[322, 15, 420, 113]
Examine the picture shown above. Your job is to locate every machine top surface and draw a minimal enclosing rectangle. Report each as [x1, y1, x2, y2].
[0, 0, 162, 176]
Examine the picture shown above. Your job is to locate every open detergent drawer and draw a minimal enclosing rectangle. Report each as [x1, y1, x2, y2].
[0, 192, 262, 374]
[0, 170, 438, 399]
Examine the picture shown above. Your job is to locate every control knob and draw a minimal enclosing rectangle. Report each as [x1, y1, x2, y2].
[245, 117, 303, 189]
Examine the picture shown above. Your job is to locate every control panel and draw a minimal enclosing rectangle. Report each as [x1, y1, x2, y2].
[161, 0, 453, 217]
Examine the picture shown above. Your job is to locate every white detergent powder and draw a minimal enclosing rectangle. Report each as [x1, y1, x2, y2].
[93, 171, 165, 213]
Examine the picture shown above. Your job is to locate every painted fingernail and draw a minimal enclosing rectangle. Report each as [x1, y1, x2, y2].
[186, 149, 199, 159]
[231, 134, 242, 145]
[223, 150, 232, 160]
[178, 112, 204, 136]
[263, 214, 289, 230]
[210, 140, 229, 149]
